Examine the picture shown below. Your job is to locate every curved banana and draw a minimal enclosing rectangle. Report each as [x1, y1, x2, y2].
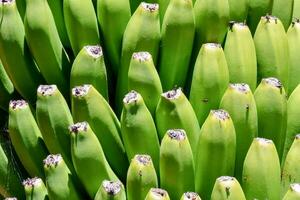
[23, 177, 48, 200]
[145, 188, 170, 200]
[272, 0, 294, 30]
[180, 192, 201, 200]
[0, 60, 16, 111]
[283, 183, 300, 200]
[15, 0, 26, 20]
[158, 0, 170, 22]
[94, 180, 126, 200]
[228, 0, 248, 21]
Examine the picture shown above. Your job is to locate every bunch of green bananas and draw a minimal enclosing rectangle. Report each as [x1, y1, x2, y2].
[1, 0, 300, 199]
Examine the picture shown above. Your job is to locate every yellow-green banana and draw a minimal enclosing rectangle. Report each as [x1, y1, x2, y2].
[180, 192, 201, 200]
[272, 0, 294, 30]
[228, 0, 248, 21]
[0, 60, 16, 111]
[23, 178, 48, 200]
[94, 180, 126, 200]
[283, 184, 300, 200]
[293, 0, 300, 19]
[145, 188, 170, 200]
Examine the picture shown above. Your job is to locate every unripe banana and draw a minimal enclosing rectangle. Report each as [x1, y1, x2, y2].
[160, 129, 195, 200]
[156, 88, 201, 157]
[126, 155, 158, 200]
[128, 52, 162, 116]
[71, 85, 128, 181]
[43, 154, 83, 200]
[15, 0, 26, 19]
[121, 91, 160, 171]
[63, 0, 100, 55]
[70, 45, 109, 100]
[180, 192, 201, 200]
[283, 183, 300, 200]
[69, 122, 119, 198]
[189, 43, 229, 127]
[282, 135, 300, 197]
[293, 0, 300, 19]
[210, 176, 246, 200]
[283, 84, 300, 164]
[130, 0, 158, 14]
[115, 2, 160, 116]
[159, 0, 195, 91]
[0, 60, 16, 111]
[158, 0, 170, 22]
[242, 138, 281, 200]
[219, 83, 258, 181]
[0, 0, 44, 103]
[94, 180, 126, 200]
[224, 23, 257, 91]
[145, 188, 170, 200]
[23, 177, 48, 200]
[254, 15, 290, 88]
[195, 110, 236, 200]
[254, 78, 287, 160]
[97, 0, 131, 76]
[36, 85, 74, 172]
[247, 0, 273, 34]
[24, 0, 71, 97]
[272, 0, 294, 30]
[9, 100, 49, 178]
[228, 0, 248, 21]
[287, 20, 300, 95]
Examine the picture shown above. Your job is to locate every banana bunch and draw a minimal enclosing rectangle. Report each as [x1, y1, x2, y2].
[1, 0, 300, 199]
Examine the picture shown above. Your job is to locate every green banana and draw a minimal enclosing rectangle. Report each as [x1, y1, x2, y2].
[0, 60, 16, 111]
[195, 109, 236, 200]
[224, 23, 257, 91]
[94, 180, 126, 200]
[63, 0, 100, 55]
[293, 0, 300, 19]
[283, 84, 300, 164]
[71, 85, 128, 181]
[282, 134, 300, 197]
[24, 0, 71, 97]
[69, 121, 119, 198]
[145, 188, 170, 200]
[287, 20, 300, 95]
[70, 45, 109, 101]
[228, 0, 248, 21]
[115, 2, 160, 116]
[246, 0, 273, 34]
[272, 0, 294, 30]
[126, 155, 158, 200]
[242, 138, 281, 200]
[283, 184, 300, 200]
[128, 52, 162, 116]
[43, 154, 82, 200]
[23, 177, 48, 200]
[121, 91, 160, 171]
[36, 85, 74, 172]
[210, 176, 246, 200]
[130, 0, 158, 14]
[180, 192, 201, 200]
[159, 0, 195, 91]
[97, 0, 131, 76]
[15, 0, 26, 20]
[189, 43, 229, 127]
[156, 88, 201, 157]
[0, 0, 44, 103]
[160, 129, 195, 200]
[254, 77, 287, 160]
[158, 0, 170, 22]
[254, 15, 290, 88]
[219, 83, 258, 182]
[9, 100, 49, 178]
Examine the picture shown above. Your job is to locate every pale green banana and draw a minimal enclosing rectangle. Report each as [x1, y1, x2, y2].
[69, 122, 119, 198]
[70, 45, 109, 100]
[0, 0, 44, 103]
[283, 183, 300, 200]
[242, 138, 281, 200]
[15, 0, 26, 19]
[224, 23, 257, 91]
[272, 0, 294, 30]
[160, 129, 195, 200]
[158, 0, 170, 22]
[145, 188, 170, 200]
[210, 176, 246, 200]
[219, 83, 258, 182]
[63, 0, 100, 55]
[195, 110, 236, 200]
[126, 155, 158, 200]
[94, 180, 126, 200]
[9, 100, 49, 178]
[71, 85, 128, 181]
[180, 192, 201, 200]
[228, 0, 248, 21]
[254, 15, 290, 88]
[115, 2, 160, 116]
[156, 88, 201, 157]
[189, 43, 229, 127]
[23, 177, 48, 200]
[0, 60, 15, 111]
[293, 0, 300, 19]
[121, 91, 160, 171]
[159, 0, 195, 91]
[128, 52, 162, 116]
[254, 78, 287, 160]
[130, 0, 158, 14]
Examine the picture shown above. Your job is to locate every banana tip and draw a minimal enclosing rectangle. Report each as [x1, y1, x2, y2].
[162, 87, 182, 99]
[72, 85, 91, 97]
[167, 129, 186, 141]
[69, 122, 88, 133]
[43, 154, 62, 167]
[132, 52, 151, 62]
[211, 109, 230, 120]
[37, 85, 57, 96]
[22, 177, 43, 187]
[0, 0, 14, 4]
[291, 183, 300, 193]
[135, 154, 152, 165]
[123, 90, 139, 104]
[141, 2, 159, 12]
[263, 77, 282, 89]
[9, 100, 28, 110]
[85, 45, 103, 58]
[229, 83, 250, 93]
[102, 180, 122, 195]
[183, 192, 200, 199]
[150, 188, 168, 197]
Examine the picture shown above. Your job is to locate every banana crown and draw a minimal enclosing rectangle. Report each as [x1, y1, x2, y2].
[43, 154, 62, 168]
[162, 87, 182, 100]
[141, 2, 159, 12]
[69, 122, 88, 134]
[290, 183, 300, 193]
[22, 177, 43, 188]
[102, 180, 123, 195]
[84, 45, 103, 58]
[182, 192, 200, 199]
[37, 85, 57, 96]
[123, 90, 139, 104]
[167, 129, 186, 141]
[211, 109, 230, 121]
[149, 188, 168, 197]
[132, 51, 152, 62]
[72, 85, 91, 97]
[9, 100, 28, 110]
[262, 77, 282, 89]
[0, 0, 14, 4]
[229, 83, 250, 93]
[134, 154, 152, 165]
